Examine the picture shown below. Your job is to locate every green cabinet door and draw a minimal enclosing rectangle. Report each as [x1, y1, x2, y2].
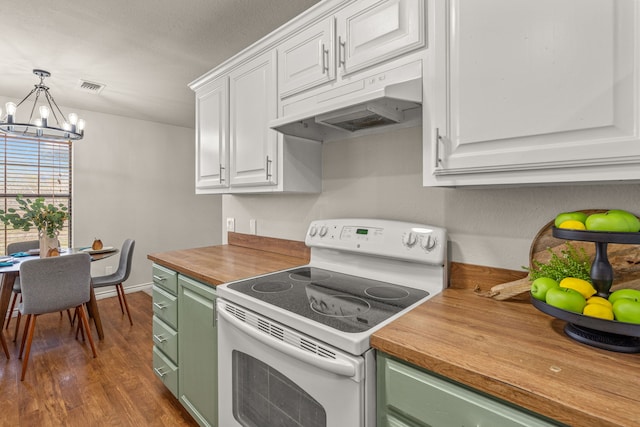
[377, 352, 563, 427]
[178, 275, 218, 427]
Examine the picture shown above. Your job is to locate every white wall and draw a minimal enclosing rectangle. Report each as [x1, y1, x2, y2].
[223, 126, 640, 271]
[0, 95, 223, 293]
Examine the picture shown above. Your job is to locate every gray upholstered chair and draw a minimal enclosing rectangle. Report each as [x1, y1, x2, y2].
[92, 239, 135, 325]
[18, 253, 97, 381]
[4, 240, 40, 336]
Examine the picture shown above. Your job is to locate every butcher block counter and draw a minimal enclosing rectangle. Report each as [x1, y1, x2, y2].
[147, 232, 310, 286]
[371, 286, 640, 427]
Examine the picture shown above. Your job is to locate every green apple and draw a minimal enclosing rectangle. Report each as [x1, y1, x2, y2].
[585, 212, 632, 232]
[554, 212, 588, 228]
[530, 277, 559, 301]
[608, 288, 640, 304]
[606, 209, 640, 232]
[545, 287, 587, 313]
[612, 299, 640, 324]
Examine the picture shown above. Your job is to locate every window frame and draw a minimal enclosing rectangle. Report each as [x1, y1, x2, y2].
[0, 134, 72, 254]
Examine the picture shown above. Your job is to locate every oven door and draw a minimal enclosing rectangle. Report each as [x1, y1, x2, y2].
[217, 299, 370, 427]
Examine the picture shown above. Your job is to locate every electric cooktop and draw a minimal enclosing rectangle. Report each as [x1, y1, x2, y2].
[225, 266, 429, 333]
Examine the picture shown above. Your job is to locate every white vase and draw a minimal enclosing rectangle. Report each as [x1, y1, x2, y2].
[39, 230, 59, 258]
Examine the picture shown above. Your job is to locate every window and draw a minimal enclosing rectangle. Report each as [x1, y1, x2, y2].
[0, 135, 72, 254]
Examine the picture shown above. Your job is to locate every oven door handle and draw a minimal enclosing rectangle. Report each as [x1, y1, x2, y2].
[218, 306, 357, 378]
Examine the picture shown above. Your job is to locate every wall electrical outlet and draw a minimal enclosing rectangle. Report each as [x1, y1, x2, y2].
[249, 219, 257, 235]
[226, 217, 235, 232]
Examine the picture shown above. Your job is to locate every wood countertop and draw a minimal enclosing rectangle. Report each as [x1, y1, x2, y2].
[371, 287, 640, 427]
[147, 232, 309, 286]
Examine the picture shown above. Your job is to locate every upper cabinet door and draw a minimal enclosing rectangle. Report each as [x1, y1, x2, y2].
[229, 51, 278, 187]
[195, 77, 228, 191]
[278, 19, 336, 98]
[425, 0, 640, 186]
[336, 0, 426, 76]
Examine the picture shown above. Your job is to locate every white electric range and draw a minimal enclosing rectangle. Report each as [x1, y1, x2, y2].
[217, 218, 448, 427]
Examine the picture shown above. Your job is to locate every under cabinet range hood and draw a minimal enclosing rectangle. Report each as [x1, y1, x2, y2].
[270, 63, 423, 142]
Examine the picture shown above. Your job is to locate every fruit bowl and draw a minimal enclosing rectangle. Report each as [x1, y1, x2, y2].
[530, 294, 640, 353]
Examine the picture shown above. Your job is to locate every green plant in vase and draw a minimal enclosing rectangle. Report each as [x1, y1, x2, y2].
[0, 195, 68, 257]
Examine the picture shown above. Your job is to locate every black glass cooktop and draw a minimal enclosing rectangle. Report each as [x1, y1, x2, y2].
[226, 267, 429, 333]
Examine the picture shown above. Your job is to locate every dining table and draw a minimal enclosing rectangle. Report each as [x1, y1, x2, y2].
[0, 246, 119, 359]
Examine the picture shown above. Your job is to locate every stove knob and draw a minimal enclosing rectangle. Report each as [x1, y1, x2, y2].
[420, 235, 437, 251]
[309, 225, 318, 237]
[402, 232, 417, 248]
[319, 225, 329, 237]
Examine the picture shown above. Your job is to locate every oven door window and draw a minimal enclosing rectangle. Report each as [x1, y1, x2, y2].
[233, 351, 326, 427]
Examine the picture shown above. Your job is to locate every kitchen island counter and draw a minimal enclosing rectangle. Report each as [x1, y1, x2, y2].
[371, 287, 640, 427]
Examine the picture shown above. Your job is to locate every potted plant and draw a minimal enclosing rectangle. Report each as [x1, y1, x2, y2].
[0, 195, 68, 257]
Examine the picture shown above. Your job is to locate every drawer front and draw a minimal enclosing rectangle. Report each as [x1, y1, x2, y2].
[152, 315, 178, 364]
[153, 286, 178, 329]
[379, 354, 557, 427]
[152, 264, 178, 295]
[153, 346, 178, 398]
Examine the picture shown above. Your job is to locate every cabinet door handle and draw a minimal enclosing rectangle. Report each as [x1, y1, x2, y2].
[266, 156, 272, 181]
[321, 44, 329, 74]
[219, 163, 225, 183]
[153, 302, 168, 310]
[153, 275, 166, 282]
[338, 36, 346, 68]
[434, 128, 443, 169]
[153, 334, 167, 344]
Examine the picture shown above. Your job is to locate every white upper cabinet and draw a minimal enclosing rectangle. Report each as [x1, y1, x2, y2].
[335, 0, 425, 76]
[229, 51, 279, 187]
[195, 77, 228, 192]
[278, 19, 336, 99]
[424, 0, 640, 186]
[277, 0, 426, 99]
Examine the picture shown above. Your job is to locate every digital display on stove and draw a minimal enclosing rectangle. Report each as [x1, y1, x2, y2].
[225, 267, 429, 333]
[356, 228, 368, 235]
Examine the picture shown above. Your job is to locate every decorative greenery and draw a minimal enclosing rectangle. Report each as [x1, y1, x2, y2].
[525, 242, 592, 283]
[0, 195, 68, 238]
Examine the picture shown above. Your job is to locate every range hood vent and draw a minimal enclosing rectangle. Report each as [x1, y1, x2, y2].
[270, 70, 422, 142]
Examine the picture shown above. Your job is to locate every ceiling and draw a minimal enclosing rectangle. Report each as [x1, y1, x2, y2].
[1, 0, 321, 129]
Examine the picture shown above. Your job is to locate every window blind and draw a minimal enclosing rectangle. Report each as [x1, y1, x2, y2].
[0, 135, 72, 254]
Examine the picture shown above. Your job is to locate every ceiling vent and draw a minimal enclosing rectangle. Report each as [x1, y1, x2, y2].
[77, 79, 105, 94]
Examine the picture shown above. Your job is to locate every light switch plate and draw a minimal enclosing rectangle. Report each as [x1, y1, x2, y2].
[226, 218, 235, 232]
[249, 219, 257, 235]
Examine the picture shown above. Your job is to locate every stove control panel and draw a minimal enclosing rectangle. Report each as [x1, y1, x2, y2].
[305, 218, 446, 265]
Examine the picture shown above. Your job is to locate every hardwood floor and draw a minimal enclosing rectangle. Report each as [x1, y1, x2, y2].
[0, 292, 198, 426]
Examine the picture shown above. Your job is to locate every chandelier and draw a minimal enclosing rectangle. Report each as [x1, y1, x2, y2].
[0, 69, 85, 141]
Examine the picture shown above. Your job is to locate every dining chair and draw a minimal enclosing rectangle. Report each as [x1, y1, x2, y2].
[4, 240, 40, 335]
[92, 239, 135, 325]
[18, 253, 97, 381]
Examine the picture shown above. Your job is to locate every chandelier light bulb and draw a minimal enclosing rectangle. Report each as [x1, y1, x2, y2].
[62, 122, 71, 131]
[34, 118, 43, 127]
[68, 113, 78, 125]
[6, 102, 17, 119]
[77, 119, 86, 131]
[39, 105, 50, 119]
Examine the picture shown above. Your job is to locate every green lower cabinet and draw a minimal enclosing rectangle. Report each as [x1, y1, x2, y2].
[377, 352, 563, 427]
[178, 275, 218, 427]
